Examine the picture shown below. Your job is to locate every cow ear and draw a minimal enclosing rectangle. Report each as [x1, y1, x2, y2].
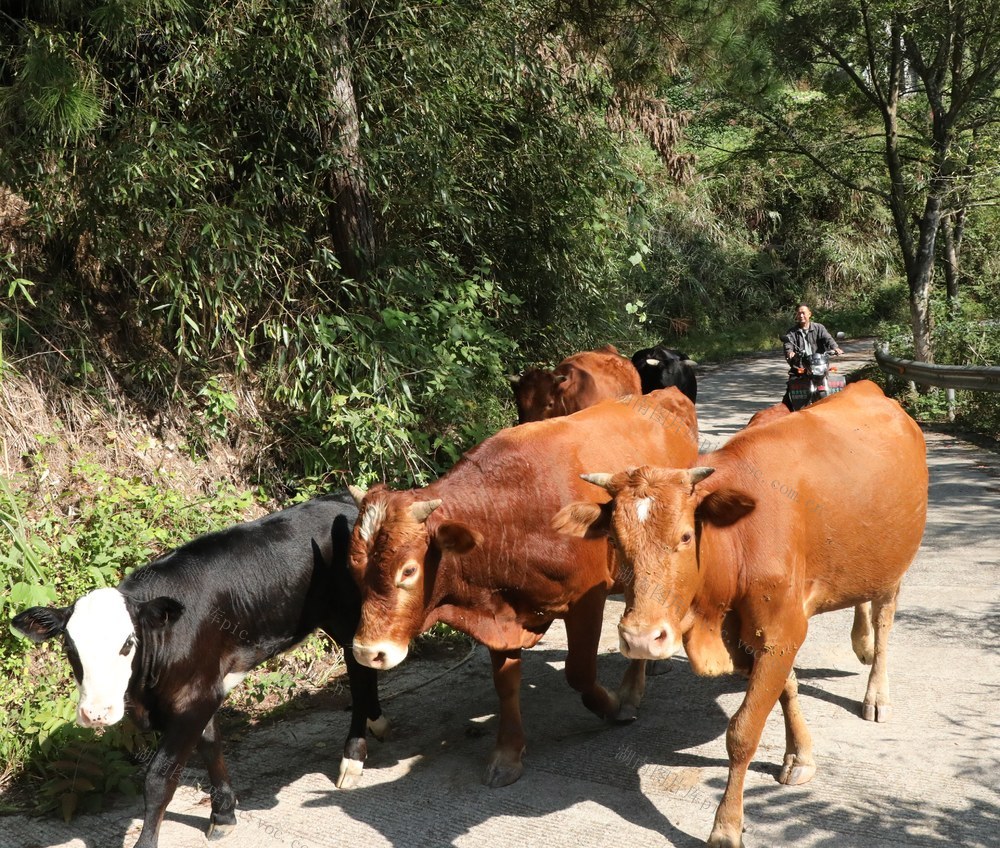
[552, 501, 613, 539]
[137, 597, 185, 630]
[696, 489, 756, 528]
[433, 520, 483, 554]
[11, 606, 72, 643]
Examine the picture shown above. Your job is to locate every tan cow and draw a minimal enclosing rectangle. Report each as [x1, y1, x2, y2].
[508, 345, 641, 423]
[554, 381, 927, 847]
[348, 389, 697, 786]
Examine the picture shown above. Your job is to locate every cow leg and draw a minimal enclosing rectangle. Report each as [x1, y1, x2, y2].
[198, 715, 238, 840]
[563, 592, 622, 721]
[708, 641, 801, 848]
[616, 660, 647, 721]
[776, 669, 816, 786]
[484, 648, 525, 787]
[862, 589, 898, 722]
[336, 649, 389, 790]
[851, 602, 875, 665]
[134, 704, 218, 848]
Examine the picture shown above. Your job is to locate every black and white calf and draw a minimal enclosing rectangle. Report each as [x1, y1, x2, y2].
[13, 493, 387, 848]
[630, 345, 698, 403]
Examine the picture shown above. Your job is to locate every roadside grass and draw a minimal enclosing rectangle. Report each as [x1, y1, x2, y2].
[668, 306, 881, 365]
[661, 318, 785, 364]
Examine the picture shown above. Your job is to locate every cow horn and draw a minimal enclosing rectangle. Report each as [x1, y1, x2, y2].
[554, 374, 568, 385]
[410, 499, 442, 523]
[686, 358, 698, 366]
[348, 485, 367, 506]
[687, 467, 715, 485]
[580, 473, 614, 490]
[507, 374, 521, 385]
[645, 358, 659, 366]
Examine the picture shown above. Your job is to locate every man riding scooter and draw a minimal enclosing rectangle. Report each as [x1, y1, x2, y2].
[781, 304, 845, 410]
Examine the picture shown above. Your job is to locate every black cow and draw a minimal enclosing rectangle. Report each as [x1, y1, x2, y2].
[13, 493, 387, 848]
[631, 345, 698, 403]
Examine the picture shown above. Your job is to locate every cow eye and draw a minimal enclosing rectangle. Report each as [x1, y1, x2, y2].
[401, 565, 418, 580]
[680, 531, 693, 545]
[120, 635, 136, 656]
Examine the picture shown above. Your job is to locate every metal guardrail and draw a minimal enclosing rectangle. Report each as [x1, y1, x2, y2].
[875, 344, 1000, 391]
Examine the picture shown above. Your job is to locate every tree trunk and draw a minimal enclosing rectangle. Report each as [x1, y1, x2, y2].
[315, 0, 378, 281]
[941, 210, 964, 314]
[907, 191, 944, 364]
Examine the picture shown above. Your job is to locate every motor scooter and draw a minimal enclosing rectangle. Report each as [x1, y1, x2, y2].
[785, 349, 846, 410]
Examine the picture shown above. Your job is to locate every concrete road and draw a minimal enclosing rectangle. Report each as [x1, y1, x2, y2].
[5, 342, 999, 848]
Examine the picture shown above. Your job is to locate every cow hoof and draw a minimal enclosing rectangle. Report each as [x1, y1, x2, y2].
[853, 644, 875, 665]
[483, 756, 523, 788]
[613, 702, 639, 723]
[862, 702, 892, 722]
[707, 827, 744, 848]
[336, 756, 364, 790]
[368, 714, 391, 741]
[206, 821, 236, 841]
[778, 754, 816, 786]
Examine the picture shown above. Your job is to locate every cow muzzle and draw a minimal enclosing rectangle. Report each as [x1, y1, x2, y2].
[77, 702, 123, 728]
[618, 621, 680, 660]
[353, 641, 409, 670]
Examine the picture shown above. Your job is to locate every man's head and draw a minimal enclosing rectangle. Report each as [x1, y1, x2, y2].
[794, 304, 812, 329]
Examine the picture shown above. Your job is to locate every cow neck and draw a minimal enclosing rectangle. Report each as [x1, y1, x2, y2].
[430, 603, 546, 652]
[415, 458, 560, 651]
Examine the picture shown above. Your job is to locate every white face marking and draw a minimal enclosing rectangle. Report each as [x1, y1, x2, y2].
[359, 502, 387, 543]
[635, 497, 653, 523]
[65, 587, 136, 727]
[222, 671, 247, 695]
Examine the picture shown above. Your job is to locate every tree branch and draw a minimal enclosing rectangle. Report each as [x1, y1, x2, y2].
[747, 106, 890, 201]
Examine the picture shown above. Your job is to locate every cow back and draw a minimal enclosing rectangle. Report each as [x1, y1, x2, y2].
[121, 494, 359, 699]
[550, 347, 642, 417]
[512, 346, 642, 423]
[425, 388, 697, 598]
[701, 381, 926, 612]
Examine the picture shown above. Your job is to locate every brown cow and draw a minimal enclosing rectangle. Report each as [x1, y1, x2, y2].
[348, 389, 698, 787]
[506, 367, 560, 422]
[554, 381, 927, 847]
[508, 344, 641, 423]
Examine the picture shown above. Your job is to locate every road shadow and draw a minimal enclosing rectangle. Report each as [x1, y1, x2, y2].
[226, 647, 727, 848]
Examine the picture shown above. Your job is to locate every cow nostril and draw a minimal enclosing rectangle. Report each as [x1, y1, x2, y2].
[374, 651, 386, 666]
[654, 629, 669, 643]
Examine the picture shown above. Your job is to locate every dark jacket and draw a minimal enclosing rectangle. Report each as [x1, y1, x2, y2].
[782, 322, 838, 360]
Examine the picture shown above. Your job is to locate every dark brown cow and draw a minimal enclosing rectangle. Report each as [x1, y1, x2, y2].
[507, 367, 560, 423]
[508, 344, 641, 423]
[555, 381, 927, 847]
[348, 389, 698, 786]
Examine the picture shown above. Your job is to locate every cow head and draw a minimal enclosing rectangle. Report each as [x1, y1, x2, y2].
[631, 347, 697, 399]
[12, 587, 183, 727]
[508, 368, 566, 423]
[552, 466, 718, 660]
[348, 484, 482, 670]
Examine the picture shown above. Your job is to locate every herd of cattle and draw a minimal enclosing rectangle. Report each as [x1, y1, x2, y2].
[12, 343, 928, 848]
